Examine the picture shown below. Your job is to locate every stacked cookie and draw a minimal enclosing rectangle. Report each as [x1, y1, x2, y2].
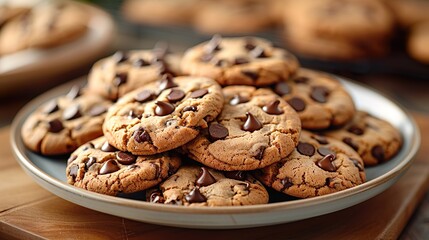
[22, 36, 402, 206]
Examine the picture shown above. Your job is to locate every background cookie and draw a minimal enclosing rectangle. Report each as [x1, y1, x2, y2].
[103, 75, 224, 155]
[21, 86, 112, 155]
[384, 0, 429, 28]
[254, 131, 366, 198]
[183, 86, 301, 171]
[87, 48, 183, 100]
[146, 165, 269, 206]
[407, 22, 429, 64]
[323, 111, 402, 166]
[270, 68, 355, 130]
[181, 35, 299, 86]
[66, 136, 181, 196]
[0, 2, 88, 55]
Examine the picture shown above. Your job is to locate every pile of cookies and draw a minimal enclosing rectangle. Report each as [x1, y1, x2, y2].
[21, 36, 402, 206]
[0, 1, 88, 55]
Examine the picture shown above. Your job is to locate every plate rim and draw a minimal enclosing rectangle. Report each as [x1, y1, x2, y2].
[9, 75, 421, 215]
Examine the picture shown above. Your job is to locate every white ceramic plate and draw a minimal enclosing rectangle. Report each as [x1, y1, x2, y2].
[0, 1, 114, 96]
[10, 76, 420, 229]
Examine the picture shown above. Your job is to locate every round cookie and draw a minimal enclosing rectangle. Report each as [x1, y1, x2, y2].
[87, 48, 183, 100]
[103, 75, 224, 155]
[253, 131, 366, 199]
[408, 22, 429, 64]
[0, 2, 88, 55]
[384, 0, 429, 28]
[270, 68, 356, 130]
[323, 111, 402, 166]
[146, 165, 269, 206]
[182, 86, 301, 171]
[66, 136, 181, 196]
[193, 0, 274, 34]
[181, 35, 299, 86]
[21, 86, 112, 155]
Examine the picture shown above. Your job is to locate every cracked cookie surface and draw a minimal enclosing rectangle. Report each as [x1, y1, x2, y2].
[21, 86, 112, 155]
[88, 49, 183, 100]
[269, 68, 355, 130]
[180, 36, 299, 86]
[183, 86, 301, 171]
[323, 110, 402, 166]
[103, 75, 224, 155]
[146, 165, 269, 206]
[66, 136, 181, 195]
[254, 131, 366, 198]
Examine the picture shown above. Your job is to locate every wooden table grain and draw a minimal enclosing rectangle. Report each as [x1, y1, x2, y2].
[1, 111, 428, 240]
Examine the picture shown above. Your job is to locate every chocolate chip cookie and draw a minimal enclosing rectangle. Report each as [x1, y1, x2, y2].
[323, 111, 402, 166]
[181, 35, 299, 86]
[87, 48, 183, 100]
[66, 136, 181, 196]
[183, 86, 301, 171]
[146, 165, 269, 206]
[103, 75, 224, 155]
[270, 68, 355, 130]
[0, 2, 88, 55]
[253, 131, 366, 198]
[408, 22, 429, 64]
[21, 86, 112, 155]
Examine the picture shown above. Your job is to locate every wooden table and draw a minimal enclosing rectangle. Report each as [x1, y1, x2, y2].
[0, 111, 428, 239]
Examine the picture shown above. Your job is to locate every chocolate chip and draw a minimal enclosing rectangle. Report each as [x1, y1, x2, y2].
[128, 110, 140, 119]
[214, 59, 227, 67]
[242, 112, 263, 132]
[185, 187, 206, 203]
[311, 86, 330, 103]
[274, 82, 290, 96]
[287, 97, 306, 112]
[297, 142, 315, 156]
[116, 151, 137, 165]
[47, 119, 63, 133]
[224, 171, 247, 181]
[294, 77, 309, 84]
[234, 57, 249, 65]
[134, 90, 154, 103]
[167, 89, 185, 103]
[255, 146, 266, 160]
[343, 137, 359, 151]
[88, 105, 107, 117]
[318, 147, 336, 159]
[229, 94, 249, 105]
[67, 155, 77, 165]
[183, 106, 197, 112]
[43, 99, 59, 114]
[196, 167, 217, 187]
[85, 157, 96, 169]
[371, 145, 385, 162]
[62, 105, 81, 120]
[101, 141, 117, 152]
[244, 39, 256, 50]
[280, 178, 293, 191]
[208, 122, 229, 141]
[113, 73, 127, 87]
[242, 70, 259, 80]
[347, 126, 364, 135]
[149, 190, 164, 203]
[133, 58, 149, 67]
[312, 135, 329, 145]
[159, 74, 177, 91]
[190, 89, 208, 98]
[69, 164, 79, 179]
[200, 53, 214, 62]
[317, 154, 337, 172]
[155, 101, 175, 116]
[82, 143, 94, 151]
[99, 159, 120, 175]
[112, 51, 128, 63]
[66, 85, 81, 99]
[205, 34, 222, 53]
[350, 158, 364, 171]
[262, 100, 284, 115]
[133, 127, 151, 143]
[250, 46, 266, 58]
